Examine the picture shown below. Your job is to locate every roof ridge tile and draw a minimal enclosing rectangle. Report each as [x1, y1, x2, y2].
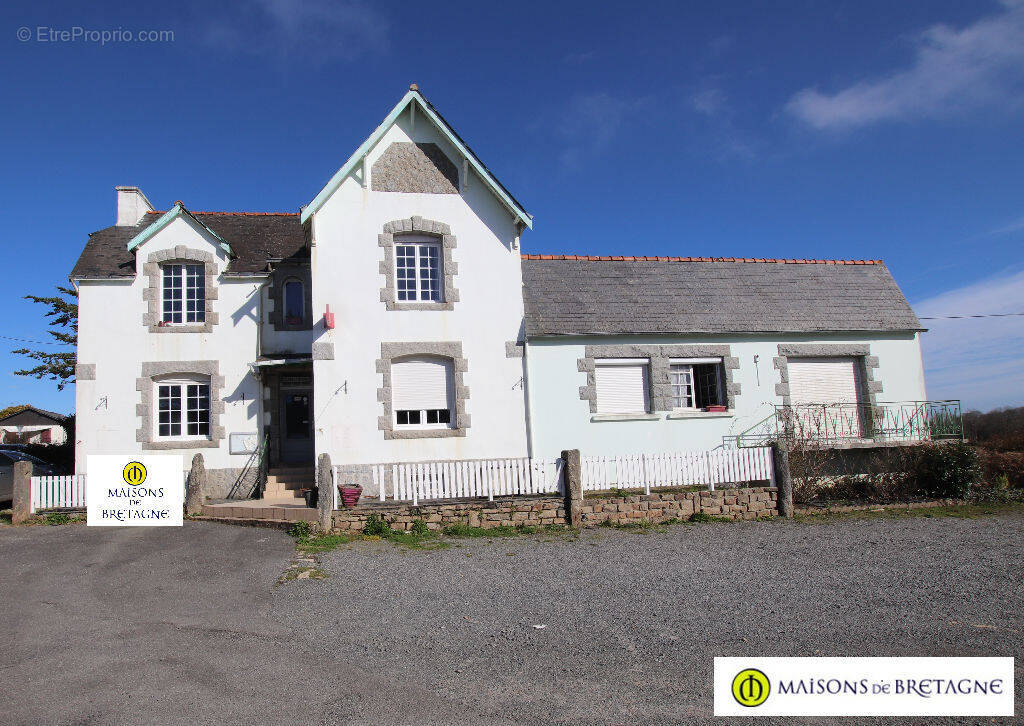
[520, 254, 882, 265]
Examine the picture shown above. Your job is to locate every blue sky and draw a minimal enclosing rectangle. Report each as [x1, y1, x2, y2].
[2, 0, 1023, 414]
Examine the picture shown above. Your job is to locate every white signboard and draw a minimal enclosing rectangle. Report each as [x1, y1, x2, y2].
[714, 657, 1014, 717]
[229, 432, 259, 455]
[86, 455, 184, 526]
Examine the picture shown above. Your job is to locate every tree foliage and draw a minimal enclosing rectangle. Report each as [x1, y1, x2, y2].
[12, 285, 78, 391]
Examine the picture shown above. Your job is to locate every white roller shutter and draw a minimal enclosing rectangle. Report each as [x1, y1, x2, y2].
[595, 363, 650, 414]
[787, 357, 862, 405]
[392, 357, 452, 411]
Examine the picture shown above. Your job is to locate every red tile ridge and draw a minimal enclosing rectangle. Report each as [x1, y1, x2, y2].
[520, 254, 882, 265]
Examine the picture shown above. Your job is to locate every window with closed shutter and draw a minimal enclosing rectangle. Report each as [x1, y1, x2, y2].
[787, 357, 862, 405]
[595, 361, 650, 414]
[392, 356, 454, 426]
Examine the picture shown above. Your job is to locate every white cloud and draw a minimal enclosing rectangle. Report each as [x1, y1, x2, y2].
[989, 215, 1024, 236]
[692, 88, 727, 116]
[202, 0, 388, 64]
[786, 2, 1024, 130]
[553, 92, 652, 170]
[915, 268, 1024, 412]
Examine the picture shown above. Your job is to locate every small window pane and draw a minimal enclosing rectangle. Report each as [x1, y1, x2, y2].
[283, 280, 304, 324]
[669, 364, 695, 409]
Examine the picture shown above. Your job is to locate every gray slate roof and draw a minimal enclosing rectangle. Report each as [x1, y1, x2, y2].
[70, 212, 307, 279]
[521, 257, 923, 336]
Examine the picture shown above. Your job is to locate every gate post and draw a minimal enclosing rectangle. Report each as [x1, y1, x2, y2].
[560, 449, 582, 528]
[317, 453, 333, 533]
[771, 443, 794, 518]
[12, 460, 33, 524]
[185, 453, 206, 516]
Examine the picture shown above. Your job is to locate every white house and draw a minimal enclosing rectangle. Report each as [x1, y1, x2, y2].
[70, 85, 938, 502]
[0, 406, 69, 446]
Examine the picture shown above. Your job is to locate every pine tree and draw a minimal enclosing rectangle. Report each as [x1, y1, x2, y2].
[13, 285, 78, 391]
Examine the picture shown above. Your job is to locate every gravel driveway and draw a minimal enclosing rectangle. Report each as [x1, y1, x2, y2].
[1, 511, 1022, 725]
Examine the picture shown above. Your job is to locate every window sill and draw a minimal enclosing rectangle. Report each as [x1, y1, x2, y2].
[590, 413, 660, 422]
[666, 411, 733, 420]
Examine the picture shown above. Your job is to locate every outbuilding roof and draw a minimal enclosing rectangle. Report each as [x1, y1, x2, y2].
[521, 256, 923, 336]
[70, 212, 307, 280]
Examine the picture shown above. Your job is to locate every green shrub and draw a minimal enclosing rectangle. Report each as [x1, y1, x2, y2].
[363, 512, 392, 537]
[287, 521, 311, 539]
[910, 442, 981, 499]
[44, 512, 72, 525]
[409, 519, 429, 536]
[689, 511, 712, 523]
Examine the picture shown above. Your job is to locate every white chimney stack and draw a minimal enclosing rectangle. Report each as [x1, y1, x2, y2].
[116, 186, 154, 226]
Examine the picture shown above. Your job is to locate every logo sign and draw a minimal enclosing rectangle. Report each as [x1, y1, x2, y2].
[732, 668, 770, 707]
[714, 657, 1014, 717]
[87, 455, 183, 527]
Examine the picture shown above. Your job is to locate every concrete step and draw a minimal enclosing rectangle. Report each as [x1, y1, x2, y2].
[266, 475, 314, 487]
[262, 485, 306, 499]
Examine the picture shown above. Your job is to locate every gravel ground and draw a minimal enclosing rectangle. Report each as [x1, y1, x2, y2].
[1, 511, 1022, 725]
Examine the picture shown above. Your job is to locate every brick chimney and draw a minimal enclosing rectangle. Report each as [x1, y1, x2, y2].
[116, 186, 154, 226]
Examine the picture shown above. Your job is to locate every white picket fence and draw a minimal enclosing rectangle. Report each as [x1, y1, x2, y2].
[581, 447, 774, 494]
[30, 475, 87, 513]
[372, 457, 564, 505]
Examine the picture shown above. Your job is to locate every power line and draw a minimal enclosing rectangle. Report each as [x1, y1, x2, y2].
[0, 334, 73, 346]
[917, 312, 1024, 321]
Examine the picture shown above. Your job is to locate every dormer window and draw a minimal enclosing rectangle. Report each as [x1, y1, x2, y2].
[162, 263, 205, 324]
[283, 279, 305, 326]
[395, 237, 442, 303]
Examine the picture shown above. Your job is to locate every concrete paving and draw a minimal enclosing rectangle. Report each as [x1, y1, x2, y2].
[1, 512, 1022, 724]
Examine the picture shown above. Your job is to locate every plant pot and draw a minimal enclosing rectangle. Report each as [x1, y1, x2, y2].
[706, 405, 728, 413]
[339, 486, 362, 508]
[302, 488, 318, 508]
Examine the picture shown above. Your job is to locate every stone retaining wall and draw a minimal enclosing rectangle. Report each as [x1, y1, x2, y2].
[331, 486, 778, 532]
[580, 487, 778, 526]
[332, 497, 565, 532]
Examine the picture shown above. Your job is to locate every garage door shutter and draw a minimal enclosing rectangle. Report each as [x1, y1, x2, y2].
[787, 357, 862, 405]
[392, 356, 453, 411]
[595, 363, 650, 414]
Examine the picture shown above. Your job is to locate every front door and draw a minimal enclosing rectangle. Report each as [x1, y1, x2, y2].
[280, 388, 314, 463]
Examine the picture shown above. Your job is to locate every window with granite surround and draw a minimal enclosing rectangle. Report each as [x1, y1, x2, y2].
[378, 217, 458, 311]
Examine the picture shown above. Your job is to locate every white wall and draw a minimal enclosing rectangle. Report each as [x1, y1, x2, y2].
[75, 216, 265, 474]
[525, 332, 927, 460]
[309, 105, 529, 467]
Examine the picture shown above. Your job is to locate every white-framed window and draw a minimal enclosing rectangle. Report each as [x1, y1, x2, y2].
[162, 263, 205, 324]
[594, 359, 651, 414]
[395, 237, 442, 303]
[283, 279, 304, 326]
[669, 358, 725, 410]
[156, 378, 211, 439]
[391, 356, 454, 428]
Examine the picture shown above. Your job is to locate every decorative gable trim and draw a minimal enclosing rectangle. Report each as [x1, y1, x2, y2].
[300, 89, 532, 229]
[127, 202, 234, 257]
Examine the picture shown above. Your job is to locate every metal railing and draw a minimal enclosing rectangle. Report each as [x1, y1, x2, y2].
[723, 400, 963, 448]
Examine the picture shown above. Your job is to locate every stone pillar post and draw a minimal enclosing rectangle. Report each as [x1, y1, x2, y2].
[317, 453, 333, 533]
[561, 449, 582, 528]
[771, 443, 794, 518]
[185, 453, 206, 516]
[12, 460, 33, 524]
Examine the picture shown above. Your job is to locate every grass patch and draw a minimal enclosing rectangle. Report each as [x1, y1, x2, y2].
[295, 532, 358, 554]
[794, 501, 1024, 524]
[278, 566, 327, 582]
[0, 509, 11, 525]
